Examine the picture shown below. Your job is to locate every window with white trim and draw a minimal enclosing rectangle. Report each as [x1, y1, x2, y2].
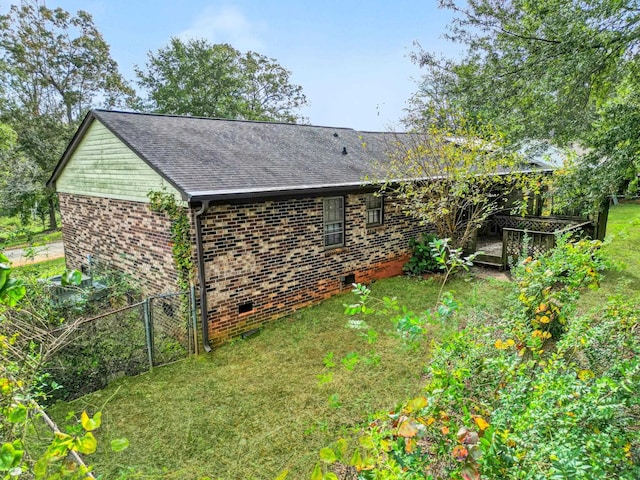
[365, 194, 383, 227]
[323, 197, 344, 248]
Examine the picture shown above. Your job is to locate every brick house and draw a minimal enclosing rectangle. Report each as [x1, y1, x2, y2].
[48, 110, 427, 348]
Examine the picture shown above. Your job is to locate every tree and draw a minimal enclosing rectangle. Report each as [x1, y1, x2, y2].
[0, 111, 73, 224]
[417, 0, 639, 141]
[1, 1, 134, 123]
[0, 122, 40, 220]
[0, 152, 43, 220]
[239, 51, 307, 122]
[135, 37, 307, 123]
[380, 108, 545, 249]
[552, 79, 640, 214]
[414, 0, 640, 212]
[0, 121, 16, 150]
[0, 0, 136, 228]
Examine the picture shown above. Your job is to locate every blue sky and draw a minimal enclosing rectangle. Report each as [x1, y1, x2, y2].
[3, 1, 463, 131]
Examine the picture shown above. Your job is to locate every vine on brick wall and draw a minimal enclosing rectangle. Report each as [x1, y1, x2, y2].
[148, 190, 194, 290]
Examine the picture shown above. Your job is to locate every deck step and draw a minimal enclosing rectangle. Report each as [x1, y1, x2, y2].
[474, 259, 504, 268]
[474, 254, 504, 269]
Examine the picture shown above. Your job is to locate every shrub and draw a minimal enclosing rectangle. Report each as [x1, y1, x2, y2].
[316, 236, 640, 479]
[1, 253, 116, 478]
[4, 263, 146, 402]
[403, 233, 442, 275]
[509, 235, 609, 341]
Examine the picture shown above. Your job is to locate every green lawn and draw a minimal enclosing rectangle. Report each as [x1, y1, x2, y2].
[0, 214, 61, 249]
[45, 202, 639, 479]
[13, 257, 67, 279]
[50, 275, 508, 479]
[580, 201, 640, 310]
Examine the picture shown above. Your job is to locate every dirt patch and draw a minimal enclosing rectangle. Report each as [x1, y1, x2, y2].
[470, 265, 512, 282]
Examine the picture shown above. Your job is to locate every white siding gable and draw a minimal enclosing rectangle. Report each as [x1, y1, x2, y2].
[56, 120, 183, 203]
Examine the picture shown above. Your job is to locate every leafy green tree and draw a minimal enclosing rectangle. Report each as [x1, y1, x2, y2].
[0, 0, 134, 123]
[0, 152, 43, 220]
[239, 50, 308, 122]
[418, 0, 639, 141]
[0, 0, 135, 228]
[0, 122, 37, 220]
[380, 108, 545, 249]
[0, 121, 16, 150]
[414, 0, 640, 210]
[0, 111, 72, 224]
[135, 37, 307, 123]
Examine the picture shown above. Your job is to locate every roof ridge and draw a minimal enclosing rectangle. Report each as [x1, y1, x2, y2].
[92, 109, 360, 131]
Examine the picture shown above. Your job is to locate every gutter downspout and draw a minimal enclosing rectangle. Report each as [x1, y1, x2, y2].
[193, 200, 212, 352]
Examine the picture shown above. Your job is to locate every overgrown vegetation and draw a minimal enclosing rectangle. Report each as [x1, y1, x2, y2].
[46, 273, 508, 479]
[314, 235, 638, 479]
[0, 252, 119, 478]
[380, 110, 546, 248]
[147, 190, 194, 291]
[402, 233, 441, 276]
[414, 1, 640, 214]
[3, 257, 146, 404]
[32, 203, 637, 479]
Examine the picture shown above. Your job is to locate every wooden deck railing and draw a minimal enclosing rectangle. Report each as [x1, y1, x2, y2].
[492, 214, 586, 232]
[501, 221, 593, 268]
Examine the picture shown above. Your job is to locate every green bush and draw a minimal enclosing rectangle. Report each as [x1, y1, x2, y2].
[1, 254, 113, 478]
[403, 233, 443, 275]
[4, 263, 147, 403]
[316, 237, 640, 479]
[625, 177, 638, 198]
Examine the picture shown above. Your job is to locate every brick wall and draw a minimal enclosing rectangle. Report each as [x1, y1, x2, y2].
[58, 193, 180, 295]
[200, 192, 426, 344]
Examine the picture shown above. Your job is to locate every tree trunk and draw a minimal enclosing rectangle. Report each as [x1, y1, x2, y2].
[66, 102, 73, 125]
[48, 196, 57, 231]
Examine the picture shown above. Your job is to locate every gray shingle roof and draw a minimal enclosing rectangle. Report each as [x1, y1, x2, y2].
[50, 110, 553, 202]
[91, 110, 401, 200]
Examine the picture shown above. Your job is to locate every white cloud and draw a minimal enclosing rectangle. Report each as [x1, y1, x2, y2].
[176, 5, 266, 52]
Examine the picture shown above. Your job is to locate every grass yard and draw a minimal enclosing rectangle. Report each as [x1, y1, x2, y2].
[44, 202, 639, 479]
[581, 200, 640, 308]
[50, 275, 509, 480]
[0, 214, 61, 249]
[13, 257, 66, 279]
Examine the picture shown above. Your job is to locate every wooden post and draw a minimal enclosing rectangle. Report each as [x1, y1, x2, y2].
[596, 199, 610, 241]
[501, 229, 509, 269]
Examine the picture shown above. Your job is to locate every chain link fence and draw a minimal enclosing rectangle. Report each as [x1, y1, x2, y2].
[146, 291, 197, 366]
[44, 288, 197, 402]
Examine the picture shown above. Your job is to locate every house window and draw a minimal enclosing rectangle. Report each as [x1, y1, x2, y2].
[366, 194, 383, 226]
[323, 197, 344, 248]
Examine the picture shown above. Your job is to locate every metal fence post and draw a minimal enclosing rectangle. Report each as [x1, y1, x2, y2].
[143, 298, 154, 369]
[190, 285, 199, 356]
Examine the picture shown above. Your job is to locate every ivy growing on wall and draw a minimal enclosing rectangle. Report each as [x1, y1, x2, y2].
[148, 190, 194, 291]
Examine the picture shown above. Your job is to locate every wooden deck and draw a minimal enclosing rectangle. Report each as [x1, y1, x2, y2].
[474, 236, 504, 268]
[476, 236, 502, 256]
